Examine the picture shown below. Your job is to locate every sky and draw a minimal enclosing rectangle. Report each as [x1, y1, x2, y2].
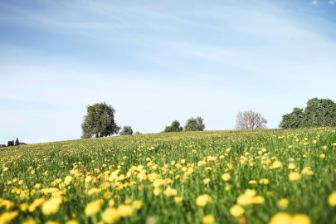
[0, 0, 336, 143]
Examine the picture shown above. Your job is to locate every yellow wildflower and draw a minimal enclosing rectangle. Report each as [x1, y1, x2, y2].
[64, 176, 73, 186]
[117, 204, 134, 217]
[0, 211, 18, 224]
[230, 204, 244, 218]
[22, 218, 36, 224]
[102, 208, 120, 223]
[65, 220, 79, 224]
[202, 215, 215, 224]
[269, 212, 291, 224]
[277, 198, 289, 209]
[85, 199, 103, 216]
[328, 192, 336, 207]
[196, 194, 212, 207]
[289, 172, 300, 182]
[222, 173, 231, 181]
[163, 187, 177, 197]
[291, 214, 310, 224]
[42, 197, 62, 215]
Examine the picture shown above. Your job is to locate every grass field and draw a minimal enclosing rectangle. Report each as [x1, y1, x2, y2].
[0, 128, 335, 224]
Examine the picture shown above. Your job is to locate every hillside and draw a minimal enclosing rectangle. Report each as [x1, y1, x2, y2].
[0, 128, 335, 224]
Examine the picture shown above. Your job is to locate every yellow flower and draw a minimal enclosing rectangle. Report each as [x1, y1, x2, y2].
[132, 200, 142, 210]
[202, 215, 215, 224]
[301, 167, 314, 176]
[269, 212, 291, 224]
[0, 211, 18, 224]
[163, 187, 177, 197]
[222, 173, 231, 181]
[65, 220, 79, 224]
[288, 172, 300, 182]
[42, 197, 62, 215]
[64, 176, 73, 186]
[174, 196, 183, 204]
[259, 178, 269, 185]
[102, 208, 120, 223]
[291, 214, 310, 224]
[28, 198, 45, 212]
[249, 180, 257, 185]
[268, 213, 310, 224]
[288, 163, 296, 170]
[117, 205, 134, 217]
[153, 187, 161, 196]
[203, 178, 211, 184]
[251, 196, 264, 205]
[196, 194, 212, 207]
[328, 192, 336, 207]
[45, 221, 59, 224]
[230, 204, 244, 218]
[277, 198, 289, 209]
[272, 161, 282, 169]
[85, 199, 103, 216]
[22, 218, 36, 224]
[319, 153, 326, 159]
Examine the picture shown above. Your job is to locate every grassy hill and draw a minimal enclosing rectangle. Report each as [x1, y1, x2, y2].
[0, 128, 335, 224]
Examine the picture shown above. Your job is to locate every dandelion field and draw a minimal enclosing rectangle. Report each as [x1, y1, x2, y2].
[0, 128, 336, 224]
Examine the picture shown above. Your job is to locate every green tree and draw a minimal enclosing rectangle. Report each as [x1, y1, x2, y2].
[184, 117, 205, 131]
[163, 120, 183, 132]
[280, 98, 336, 129]
[120, 126, 133, 135]
[279, 108, 304, 129]
[81, 103, 119, 138]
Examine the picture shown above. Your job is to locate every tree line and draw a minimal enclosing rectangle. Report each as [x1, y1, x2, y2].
[78, 97, 335, 139]
[0, 138, 26, 148]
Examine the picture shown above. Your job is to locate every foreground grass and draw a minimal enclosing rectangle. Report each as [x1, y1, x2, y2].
[0, 128, 335, 224]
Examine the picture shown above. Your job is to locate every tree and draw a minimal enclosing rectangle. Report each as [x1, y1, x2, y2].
[184, 117, 205, 131]
[236, 110, 267, 130]
[81, 103, 119, 138]
[15, 138, 20, 146]
[280, 98, 336, 129]
[163, 120, 183, 132]
[120, 126, 133, 135]
[279, 108, 304, 129]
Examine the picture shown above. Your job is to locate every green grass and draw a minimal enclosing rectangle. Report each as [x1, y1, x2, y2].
[0, 128, 335, 224]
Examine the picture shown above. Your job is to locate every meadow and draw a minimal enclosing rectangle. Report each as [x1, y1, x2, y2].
[0, 128, 335, 224]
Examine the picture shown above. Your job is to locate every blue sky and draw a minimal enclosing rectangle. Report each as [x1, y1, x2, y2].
[0, 0, 336, 143]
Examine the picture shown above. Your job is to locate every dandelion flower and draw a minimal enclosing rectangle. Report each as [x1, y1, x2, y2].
[65, 220, 79, 224]
[42, 197, 62, 215]
[202, 215, 215, 224]
[328, 192, 336, 207]
[0, 211, 18, 224]
[85, 199, 103, 216]
[269, 212, 291, 224]
[277, 198, 289, 209]
[289, 172, 300, 182]
[291, 214, 310, 224]
[64, 176, 73, 186]
[196, 194, 212, 207]
[117, 205, 134, 217]
[102, 208, 120, 223]
[222, 173, 231, 181]
[230, 204, 244, 218]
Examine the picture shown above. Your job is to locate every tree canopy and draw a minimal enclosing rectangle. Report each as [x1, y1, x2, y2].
[280, 98, 336, 129]
[184, 117, 205, 131]
[120, 126, 133, 135]
[163, 120, 183, 132]
[81, 103, 119, 138]
[236, 110, 267, 130]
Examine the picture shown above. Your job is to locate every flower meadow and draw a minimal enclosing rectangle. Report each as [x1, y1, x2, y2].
[0, 128, 335, 224]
